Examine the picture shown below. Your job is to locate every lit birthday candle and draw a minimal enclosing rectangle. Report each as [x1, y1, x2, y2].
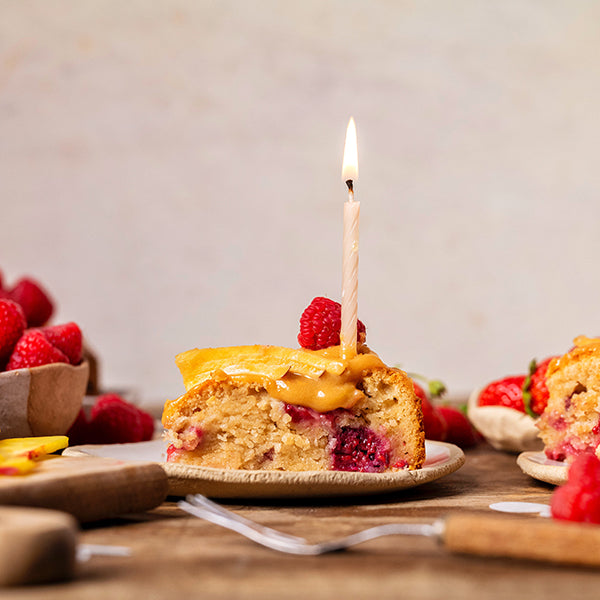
[340, 117, 359, 359]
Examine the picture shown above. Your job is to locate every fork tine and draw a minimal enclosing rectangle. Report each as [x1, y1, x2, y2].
[178, 500, 321, 555]
[185, 495, 307, 543]
[179, 495, 442, 557]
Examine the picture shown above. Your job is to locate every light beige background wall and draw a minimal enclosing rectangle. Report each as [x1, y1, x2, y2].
[1, 1, 599, 404]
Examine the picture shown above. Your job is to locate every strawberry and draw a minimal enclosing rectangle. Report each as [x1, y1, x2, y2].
[438, 406, 480, 448]
[522, 357, 557, 417]
[0, 299, 27, 363]
[298, 296, 366, 350]
[413, 380, 448, 442]
[39, 322, 83, 365]
[478, 375, 527, 412]
[551, 452, 600, 524]
[8, 277, 54, 327]
[6, 329, 69, 370]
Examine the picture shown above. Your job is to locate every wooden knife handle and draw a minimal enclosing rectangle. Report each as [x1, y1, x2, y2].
[0, 507, 77, 586]
[443, 512, 600, 567]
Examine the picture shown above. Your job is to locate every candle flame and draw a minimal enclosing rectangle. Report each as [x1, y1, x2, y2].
[342, 117, 358, 182]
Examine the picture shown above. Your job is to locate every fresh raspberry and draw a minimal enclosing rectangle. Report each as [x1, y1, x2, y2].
[437, 406, 480, 448]
[551, 452, 600, 524]
[567, 451, 600, 488]
[478, 375, 527, 412]
[298, 297, 366, 350]
[139, 409, 155, 441]
[0, 299, 27, 363]
[332, 426, 391, 472]
[39, 322, 83, 365]
[67, 396, 155, 445]
[0, 270, 9, 300]
[523, 357, 557, 417]
[66, 409, 91, 446]
[8, 277, 54, 327]
[89, 395, 144, 444]
[6, 329, 69, 370]
[413, 381, 448, 441]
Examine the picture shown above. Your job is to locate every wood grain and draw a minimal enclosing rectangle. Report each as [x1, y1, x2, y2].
[0, 507, 76, 586]
[444, 512, 600, 567]
[2, 444, 600, 600]
[0, 456, 168, 522]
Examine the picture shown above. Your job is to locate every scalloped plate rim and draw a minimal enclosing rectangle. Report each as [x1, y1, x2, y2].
[63, 439, 465, 498]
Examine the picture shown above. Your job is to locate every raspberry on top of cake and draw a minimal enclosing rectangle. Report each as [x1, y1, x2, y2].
[537, 336, 600, 462]
[162, 343, 425, 473]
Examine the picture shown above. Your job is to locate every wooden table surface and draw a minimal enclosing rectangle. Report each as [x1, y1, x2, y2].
[4, 443, 600, 600]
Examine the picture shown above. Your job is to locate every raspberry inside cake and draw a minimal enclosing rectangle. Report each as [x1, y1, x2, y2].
[537, 336, 600, 462]
[162, 345, 425, 472]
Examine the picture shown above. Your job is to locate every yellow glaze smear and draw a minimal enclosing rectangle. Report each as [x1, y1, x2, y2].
[177, 345, 386, 413]
[0, 436, 69, 476]
[573, 335, 600, 348]
[176, 345, 347, 392]
[547, 335, 600, 378]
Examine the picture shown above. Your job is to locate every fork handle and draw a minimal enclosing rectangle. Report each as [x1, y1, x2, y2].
[443, 513, 600, 567]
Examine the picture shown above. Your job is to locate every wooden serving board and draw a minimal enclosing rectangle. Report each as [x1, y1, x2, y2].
[0, 455, 168, 522]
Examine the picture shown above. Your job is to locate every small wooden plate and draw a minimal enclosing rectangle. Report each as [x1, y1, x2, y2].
[64, 439, 465, 498]
[517, 451, 567, 486]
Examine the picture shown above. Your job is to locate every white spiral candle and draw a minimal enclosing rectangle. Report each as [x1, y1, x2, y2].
[340, 118, 360, 359]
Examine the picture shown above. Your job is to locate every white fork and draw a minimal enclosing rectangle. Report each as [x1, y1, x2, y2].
[178, 495, 443, 556]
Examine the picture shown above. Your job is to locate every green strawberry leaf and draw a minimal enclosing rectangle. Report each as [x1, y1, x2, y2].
[428, 379, 447, 399]
[405, 372, 447, 399]
[522, 358, 538, 419]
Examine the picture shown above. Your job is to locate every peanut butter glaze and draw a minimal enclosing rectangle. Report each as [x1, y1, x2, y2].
[263, 346, 385, 411]
[547, 336, 600, 378]
[195, 345, 387, 413]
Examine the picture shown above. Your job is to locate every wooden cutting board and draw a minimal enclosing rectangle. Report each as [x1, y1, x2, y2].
[0, 455, 168, 522]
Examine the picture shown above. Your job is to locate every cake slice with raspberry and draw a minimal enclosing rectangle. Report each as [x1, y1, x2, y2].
[537, 336, 600, 462]
[162, 344, 425, 472]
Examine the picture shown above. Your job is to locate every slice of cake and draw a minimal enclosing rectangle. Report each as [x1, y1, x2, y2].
[162, 344, 425, 472]
[537, 336, 600, 462]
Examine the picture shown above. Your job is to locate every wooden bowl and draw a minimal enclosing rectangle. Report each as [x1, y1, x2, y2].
[0, 361, 89, 440]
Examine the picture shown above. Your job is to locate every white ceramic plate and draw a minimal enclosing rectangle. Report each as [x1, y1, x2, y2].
[63, 440, 465, 498]
[516, 451, 567, 486]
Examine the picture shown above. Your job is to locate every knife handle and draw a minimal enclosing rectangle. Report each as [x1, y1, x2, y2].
[0, 506, 77, 586]
[443, 512, 600, 567]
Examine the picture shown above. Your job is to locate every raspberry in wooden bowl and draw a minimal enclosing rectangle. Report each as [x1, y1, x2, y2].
[0, 311, 89, 439]
[0, 360, 89, 439]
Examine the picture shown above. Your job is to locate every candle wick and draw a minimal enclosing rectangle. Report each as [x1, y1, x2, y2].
[346, 179, 355, 202]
